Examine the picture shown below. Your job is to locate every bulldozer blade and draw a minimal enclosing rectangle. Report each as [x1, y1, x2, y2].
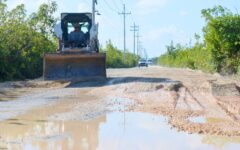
[43, 53, 106, 80]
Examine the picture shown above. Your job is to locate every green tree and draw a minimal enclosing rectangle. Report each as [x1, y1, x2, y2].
[0, 0, 57, 81]
[158, 40, 214, 72]
[202, 6, 240, 74]
[29, 0, 57, 36]
[101, 41, 139, 68]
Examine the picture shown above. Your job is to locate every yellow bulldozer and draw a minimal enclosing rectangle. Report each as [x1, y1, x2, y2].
[43, 12, 106, 80]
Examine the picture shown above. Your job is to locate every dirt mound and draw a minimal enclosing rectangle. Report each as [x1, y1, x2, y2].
[211, 81, 240, 96]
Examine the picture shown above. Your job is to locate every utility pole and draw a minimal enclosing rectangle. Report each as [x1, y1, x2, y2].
[138, 42, 142, 57]
[130, 23, 139, 55]
[143, 48, 148, 61]
[119, 4, 131, 60]
[92, 0, 97, 25]
[136, 32, 141, 56]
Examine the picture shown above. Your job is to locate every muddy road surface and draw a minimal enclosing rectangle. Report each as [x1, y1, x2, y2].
[1, 66, 240, 150]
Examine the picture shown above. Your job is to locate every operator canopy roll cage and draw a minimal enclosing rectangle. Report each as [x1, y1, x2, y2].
[61, 13, 92, 48]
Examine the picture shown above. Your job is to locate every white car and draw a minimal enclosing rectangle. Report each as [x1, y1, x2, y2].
[138, 60, 148, 67]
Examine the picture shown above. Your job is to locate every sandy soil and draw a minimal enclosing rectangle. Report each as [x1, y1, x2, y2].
[106, 67, 240, 137]
[1, 66, 240, 140]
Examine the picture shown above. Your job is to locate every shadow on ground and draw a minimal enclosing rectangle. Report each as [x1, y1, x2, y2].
[67, 77, 178, 88]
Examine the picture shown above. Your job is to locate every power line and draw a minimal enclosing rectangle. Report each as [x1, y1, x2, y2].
[102, 0, 118, 13]
[112, 0, 121, 11]
[119, 0, 124, 5]
[97, 2, 122, 31]
[96, 4, 123, 49]
[98, 0, 114, 16]
[136, 32, 142, 56]
[129, 10, 136, 23]
[95, 0, 137, 51]
[130, 23, 139, 55]
[119, 4, 131, 61]
[97, 1, 122, 35]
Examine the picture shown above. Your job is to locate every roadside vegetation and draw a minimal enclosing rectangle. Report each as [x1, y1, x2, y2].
[158, 6, 240, 75]
[158, 37, 214, 73]
[101, 41, 139, 68]
[0, 1, 57, 81]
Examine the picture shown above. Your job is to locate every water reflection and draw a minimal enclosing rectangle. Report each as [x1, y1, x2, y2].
[0, 112, 240, 150]
[0, 88, 29, 101]
[98, 113, 240, 150]
[0, 116, 106, 150]
[189, 116, 206, 123]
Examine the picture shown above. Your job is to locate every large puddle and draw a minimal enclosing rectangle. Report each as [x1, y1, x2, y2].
[1, 112, 240, 150]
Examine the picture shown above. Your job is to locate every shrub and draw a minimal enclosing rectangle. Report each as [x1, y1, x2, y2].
[0, 1, 57, 80]
[202, 6, 240, 74]
[101, 41, 139, 68]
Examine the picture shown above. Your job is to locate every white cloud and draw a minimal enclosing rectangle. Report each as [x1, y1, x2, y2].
[136, 0, 167, 14]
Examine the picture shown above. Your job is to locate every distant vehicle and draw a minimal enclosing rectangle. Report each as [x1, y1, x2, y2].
[147, 60, 153, 65]
[138, 60, 148, 67]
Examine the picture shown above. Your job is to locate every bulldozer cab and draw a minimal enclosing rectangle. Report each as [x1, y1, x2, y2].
[60, 13, 93, 51]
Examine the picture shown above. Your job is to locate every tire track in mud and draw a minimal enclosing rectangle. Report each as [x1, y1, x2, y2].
[113, 75, 240, 137]
[182, 88, 192, 110]
[185, 88, 205, 109]
[211, 82, 240, 120]
[171, 85, 205, 112]
[168, 81, 240, 137]
[215, 98, 240, 121]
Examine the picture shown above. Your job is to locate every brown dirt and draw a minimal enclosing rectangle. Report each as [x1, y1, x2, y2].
[104, 67, 240, 137]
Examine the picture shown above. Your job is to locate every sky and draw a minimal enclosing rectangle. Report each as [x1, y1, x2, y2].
[6, 0, 240, 58]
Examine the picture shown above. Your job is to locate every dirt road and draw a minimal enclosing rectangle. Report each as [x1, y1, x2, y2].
[1, 66, 240, 150]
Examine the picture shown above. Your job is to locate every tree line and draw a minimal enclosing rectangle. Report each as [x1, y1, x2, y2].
[158, 6, 240, 75]
[0, 1, 57, 81]
[101, 41, 139, 68]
